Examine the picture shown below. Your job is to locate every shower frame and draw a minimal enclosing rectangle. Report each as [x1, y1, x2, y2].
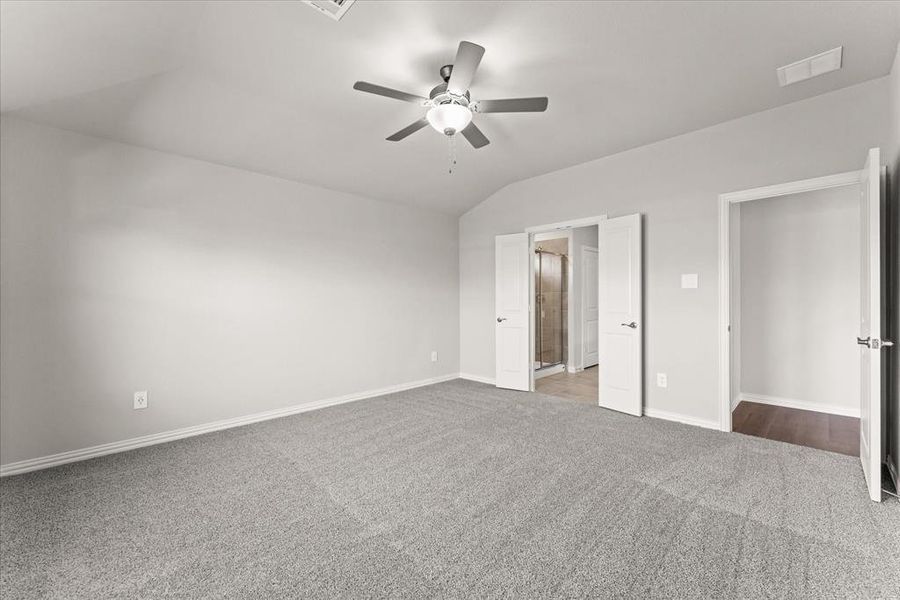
[534, 248, 567, 371]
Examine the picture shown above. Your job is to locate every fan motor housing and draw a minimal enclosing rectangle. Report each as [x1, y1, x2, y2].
[428, 83, 470, 107]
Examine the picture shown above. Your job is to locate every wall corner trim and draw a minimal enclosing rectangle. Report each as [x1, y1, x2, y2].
[0, 373, 460, 477]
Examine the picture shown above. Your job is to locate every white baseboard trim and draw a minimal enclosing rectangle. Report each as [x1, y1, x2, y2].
[0, 373, 459, 478]
[731, 394, 742, 411]
[738, 393, 860, 418]
[458, 372, 495, 385]
[644, 407, 721, 431]
[534, 364, 565, 379]
[566, 365, 582, 374]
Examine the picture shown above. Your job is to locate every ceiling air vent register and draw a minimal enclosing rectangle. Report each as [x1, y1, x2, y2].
[302, 0, 356, 21]
[776, 46, 843, 86]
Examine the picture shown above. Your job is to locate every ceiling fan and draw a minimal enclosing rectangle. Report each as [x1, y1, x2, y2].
[353, 41, 548, 149]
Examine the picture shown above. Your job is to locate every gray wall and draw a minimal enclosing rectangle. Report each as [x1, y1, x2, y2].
[0, 117, 460, 465]
[459, 77, 890, 425]
[739, 187, 859, 414]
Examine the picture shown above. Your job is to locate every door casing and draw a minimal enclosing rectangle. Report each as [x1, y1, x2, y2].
[525, 216, 606, 393]
[717, 169, 867, 432]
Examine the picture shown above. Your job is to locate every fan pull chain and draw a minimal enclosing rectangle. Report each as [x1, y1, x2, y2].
[448, 133, 458, 174]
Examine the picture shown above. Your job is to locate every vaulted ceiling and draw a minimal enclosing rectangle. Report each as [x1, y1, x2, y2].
[2, 1, 898, 214]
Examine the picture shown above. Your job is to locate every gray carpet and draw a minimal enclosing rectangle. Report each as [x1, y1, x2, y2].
[1, 379, 898, 599]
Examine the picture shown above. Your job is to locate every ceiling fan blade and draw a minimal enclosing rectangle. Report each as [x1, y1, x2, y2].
[386, 118, 429, 141]
[353, 81, 426, 104]
[446, 41, 485, 95]
[460, 122, 490, 149]
[474, 97, 549, 113]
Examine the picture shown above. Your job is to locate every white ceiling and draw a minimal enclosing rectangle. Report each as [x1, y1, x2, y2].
[2, 1, 898, 214]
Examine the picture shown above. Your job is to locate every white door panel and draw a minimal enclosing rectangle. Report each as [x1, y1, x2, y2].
[598, 214, 642, 416]
[495, 233, 530, 391]
[582, 247, 599, 368]
[858, 148, 882, 503]
[604, 229, 633, 314]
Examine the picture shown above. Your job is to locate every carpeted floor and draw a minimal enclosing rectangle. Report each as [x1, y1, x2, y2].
[1, 379, 898, 599]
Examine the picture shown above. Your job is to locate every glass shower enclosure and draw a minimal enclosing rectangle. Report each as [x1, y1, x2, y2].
[534, 247, 568, 371]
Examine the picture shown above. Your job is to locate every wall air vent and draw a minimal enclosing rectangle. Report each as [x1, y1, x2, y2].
[776, 46, 843, 87]
[302, 0, 356, 21]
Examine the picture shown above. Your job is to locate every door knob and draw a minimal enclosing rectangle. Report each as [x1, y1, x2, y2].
[497, 317, 507, 323]
[620, 321, 638, 329]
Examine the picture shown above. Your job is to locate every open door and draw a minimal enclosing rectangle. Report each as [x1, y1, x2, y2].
[598, 214, 642, 415]
[495, 233, 530, 391]
[858, 147, 884, 502]
[582, 247, 599, 368]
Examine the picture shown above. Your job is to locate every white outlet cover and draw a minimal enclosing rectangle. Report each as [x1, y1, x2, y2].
[134, 390, 148, 410]
[656, 373, 668, 388]
[431, 351, 439, 362]
[681, 274, 699, 289]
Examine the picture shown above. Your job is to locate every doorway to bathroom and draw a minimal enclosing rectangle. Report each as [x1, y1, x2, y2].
[532, 227, 599, 403]
[495, 211, 643, 416]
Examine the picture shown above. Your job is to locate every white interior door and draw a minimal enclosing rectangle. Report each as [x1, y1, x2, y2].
[858, 147, 883, 502]
[495, 233, 530, 391]
[582, 247, 599, 368]
[598, 214, 643, 415]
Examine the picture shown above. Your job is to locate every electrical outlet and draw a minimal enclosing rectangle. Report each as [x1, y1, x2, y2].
[656, 373, 668, 388]
[133, 390, 148, 410]
[431, 351, 439, 362]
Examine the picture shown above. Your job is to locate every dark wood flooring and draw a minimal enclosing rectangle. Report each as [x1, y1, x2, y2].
[732, 401, 859, 457]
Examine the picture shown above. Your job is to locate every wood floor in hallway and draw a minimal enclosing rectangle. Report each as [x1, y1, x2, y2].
[732, 401, 859, 457]
[534, 366, 598, 403]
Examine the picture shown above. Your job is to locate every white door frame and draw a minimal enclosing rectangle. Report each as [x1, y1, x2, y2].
[526, 215, 607, 392]
[717, 170, 862, 432]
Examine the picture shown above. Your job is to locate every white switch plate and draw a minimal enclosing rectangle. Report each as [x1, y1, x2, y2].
[681, 273, 699, 289]
[656, 373, 668, 388]
[133, 390, 148, 410]
[430, 351, 438, 362]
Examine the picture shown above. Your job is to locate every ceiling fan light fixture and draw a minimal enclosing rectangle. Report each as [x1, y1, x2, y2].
[426, 103, 472, 136]
[353, 40, 548, 149]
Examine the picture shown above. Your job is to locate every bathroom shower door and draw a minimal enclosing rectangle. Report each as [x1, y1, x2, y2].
[534, 250, 566, 370]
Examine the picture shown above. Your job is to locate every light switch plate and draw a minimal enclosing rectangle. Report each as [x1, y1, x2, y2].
[681, 273, 699, 289]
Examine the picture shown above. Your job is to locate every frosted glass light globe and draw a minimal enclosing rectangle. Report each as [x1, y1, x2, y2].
[426, 103, 472, 136]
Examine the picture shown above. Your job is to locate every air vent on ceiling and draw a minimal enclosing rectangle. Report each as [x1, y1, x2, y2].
[776, 46, 843, 87]
[302, 0, 356, 21]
